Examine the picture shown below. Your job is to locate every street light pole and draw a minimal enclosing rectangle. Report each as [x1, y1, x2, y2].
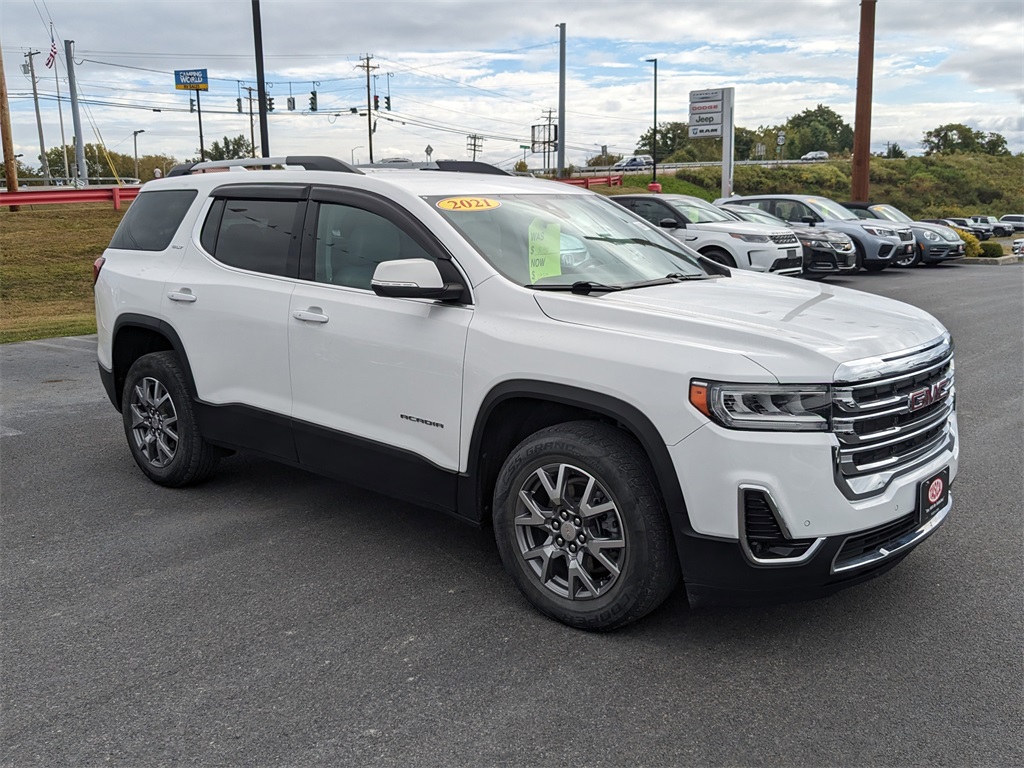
[646, 58, 658, 183]
[350, 146, 363, 164]
[132, 129, 145, 180]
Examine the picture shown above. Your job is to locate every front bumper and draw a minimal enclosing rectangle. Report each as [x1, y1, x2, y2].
[919, 241, 965, 263]
[677, 496, 950, 606]
[664, 407, 958, 606]
[801, 243, 858, 274]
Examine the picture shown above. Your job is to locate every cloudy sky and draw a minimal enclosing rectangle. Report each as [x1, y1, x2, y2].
[3, 0, 1022, 173]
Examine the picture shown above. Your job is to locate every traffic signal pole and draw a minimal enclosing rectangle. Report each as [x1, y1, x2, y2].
[251, 0, 270, 157]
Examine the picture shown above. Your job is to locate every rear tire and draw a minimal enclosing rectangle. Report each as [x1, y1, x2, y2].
[493, 421, 680, 631]
[122, 351, 221, 487]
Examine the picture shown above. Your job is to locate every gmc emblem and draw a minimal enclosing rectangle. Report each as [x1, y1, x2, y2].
[908, 379, 950, 412]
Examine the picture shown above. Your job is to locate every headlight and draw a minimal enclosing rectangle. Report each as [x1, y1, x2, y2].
[730, 233, 770, 242]
[922, 230, 941, 242]
[689, 380, 832, 432]
[861, 225, 895, 237]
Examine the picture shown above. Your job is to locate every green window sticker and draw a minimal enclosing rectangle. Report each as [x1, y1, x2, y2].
[529, 219, 562, 283]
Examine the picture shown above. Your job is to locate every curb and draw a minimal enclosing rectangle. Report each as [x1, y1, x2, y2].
[964, 255, 1022, 265]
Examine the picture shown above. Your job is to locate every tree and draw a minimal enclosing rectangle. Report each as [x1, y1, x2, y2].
[875, 142, 907, 158]
[586, 151, 622, 167]
[202, 135, 254, 161]
[921, 124, 1010, 156]
[636, 122, 690, 159]
[785, 105, 854, 157]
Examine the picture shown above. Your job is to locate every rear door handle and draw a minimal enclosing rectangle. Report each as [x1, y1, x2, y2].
[167, 290, 197, 303]
[292, 308, 329, 324]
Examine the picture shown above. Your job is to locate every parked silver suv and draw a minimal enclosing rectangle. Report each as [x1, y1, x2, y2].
[718, 195, 915, 272]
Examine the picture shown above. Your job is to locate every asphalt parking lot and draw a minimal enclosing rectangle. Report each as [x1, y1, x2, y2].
[2, 262, 1021, 767]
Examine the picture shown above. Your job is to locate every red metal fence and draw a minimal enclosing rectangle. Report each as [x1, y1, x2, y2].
[556, 174, 624, 189]
[0, 186, 141, 211]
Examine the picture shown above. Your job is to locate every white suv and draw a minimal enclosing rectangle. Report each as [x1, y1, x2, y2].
[95, 156, 959, 630]
[612, 193, 803, 275]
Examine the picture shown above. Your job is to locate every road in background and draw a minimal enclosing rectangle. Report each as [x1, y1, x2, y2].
[2, 264, 1021, 766]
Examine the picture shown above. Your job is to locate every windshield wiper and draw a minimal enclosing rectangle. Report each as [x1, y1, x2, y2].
[528, 281, 623, 295]
[583, 235, 686, 258]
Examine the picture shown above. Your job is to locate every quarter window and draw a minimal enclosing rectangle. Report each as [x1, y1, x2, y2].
[108, 190, 197, 251]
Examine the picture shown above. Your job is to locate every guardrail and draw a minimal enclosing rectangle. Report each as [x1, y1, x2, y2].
[0, 185, 141, 211]
[556, 174, 624, 189]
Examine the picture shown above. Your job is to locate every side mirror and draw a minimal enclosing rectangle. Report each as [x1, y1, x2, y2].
[371, 258, 465, 301]
[801, 215, 818, 227]
[659, 218, 681, 229]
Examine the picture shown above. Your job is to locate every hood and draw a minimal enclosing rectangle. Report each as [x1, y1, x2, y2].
[912, 221, 962, 242]
[533, 271, 947, 381]
[691, 220, 792, 239]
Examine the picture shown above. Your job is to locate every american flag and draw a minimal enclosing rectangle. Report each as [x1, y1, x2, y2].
[45, 38, 57, 69]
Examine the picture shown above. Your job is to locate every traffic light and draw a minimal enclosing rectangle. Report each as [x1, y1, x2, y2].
[309, 91, 318, 112]
[384, 96, 391, 111]
[267, 96, 275, 112]
[189, 97, 195, 113]
[373, 95, 379, 111]
[236, 98, 243, 114]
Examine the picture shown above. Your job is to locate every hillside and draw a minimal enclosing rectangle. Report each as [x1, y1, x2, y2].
[631, 154, 1023, 218]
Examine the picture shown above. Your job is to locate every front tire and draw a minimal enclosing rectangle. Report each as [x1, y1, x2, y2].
[701, 248, 736, 268]
[122, 351, 220, 487]
[493, 421, 680, 631]
[894, 247, 922, 268]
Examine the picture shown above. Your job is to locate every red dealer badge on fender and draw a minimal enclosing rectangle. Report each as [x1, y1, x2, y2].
[918, 467, 949, 523]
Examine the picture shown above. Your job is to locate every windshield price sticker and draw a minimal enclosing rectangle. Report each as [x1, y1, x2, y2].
[436, 197, 501, 212]
[529, 219, 562, 283]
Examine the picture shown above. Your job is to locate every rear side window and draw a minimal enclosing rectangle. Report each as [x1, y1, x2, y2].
[203, 198, 301, 277]
[108, 190, 198, 251]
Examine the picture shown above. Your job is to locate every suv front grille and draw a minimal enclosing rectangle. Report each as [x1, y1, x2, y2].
[898, 230, 914, 242]
[833, 512, 919, 570]
[770, 233, 798, 245]
[832, 336, 955, 499]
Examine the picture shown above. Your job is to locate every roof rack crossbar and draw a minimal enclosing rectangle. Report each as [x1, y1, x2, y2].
[167, 156, 362, 177]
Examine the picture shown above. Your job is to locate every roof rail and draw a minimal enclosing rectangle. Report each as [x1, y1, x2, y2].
[167, 156, 362, 177]
[354, 160, 513, 176]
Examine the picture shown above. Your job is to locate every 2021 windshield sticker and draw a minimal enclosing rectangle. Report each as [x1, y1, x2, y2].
[529, 219, 562, 283]
[436, 197, 501, 212]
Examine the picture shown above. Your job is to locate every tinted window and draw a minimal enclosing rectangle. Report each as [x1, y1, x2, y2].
[108, 190, 197, 251]
[211, 199, 299, 277]
[314, 203, 432, 290]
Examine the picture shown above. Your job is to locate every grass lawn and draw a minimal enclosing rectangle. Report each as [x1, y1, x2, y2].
[0, 204, 125, 343]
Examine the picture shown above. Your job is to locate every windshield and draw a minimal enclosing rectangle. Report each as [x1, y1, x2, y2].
[663, 197, 736, 224]
[869, 204, 913, 223]
[729, 206, 789, 228]
[428, 193, 710, 288]
[807, 197, 859, 221]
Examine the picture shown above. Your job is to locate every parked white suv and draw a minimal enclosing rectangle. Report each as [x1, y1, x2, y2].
[95, 156, 959, 630]
[612, 194, 803, 275]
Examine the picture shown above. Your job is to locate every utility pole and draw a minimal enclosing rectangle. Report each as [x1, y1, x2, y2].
[358, 55, 379, 162]
[556, 23, 566, 177]
[0, 39, 21, 208]
[851, 0, 877, 201]
[251, 0, 270, 157]
[243, 86, 258, 156]
[24, 51, 51, 183]
[50, 25, 70, 182]
[467, 134, 483, 161]
[65, 39, 87, 184]
[133, 129, 145, 180]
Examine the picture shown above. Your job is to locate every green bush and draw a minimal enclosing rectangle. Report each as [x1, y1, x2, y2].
[978, 241, 1006, 258]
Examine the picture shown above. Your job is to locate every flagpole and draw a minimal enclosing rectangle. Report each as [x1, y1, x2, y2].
[49, 25, 70, 181]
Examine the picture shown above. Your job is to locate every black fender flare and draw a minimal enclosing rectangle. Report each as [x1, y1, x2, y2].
[460, 379, 697, 537]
